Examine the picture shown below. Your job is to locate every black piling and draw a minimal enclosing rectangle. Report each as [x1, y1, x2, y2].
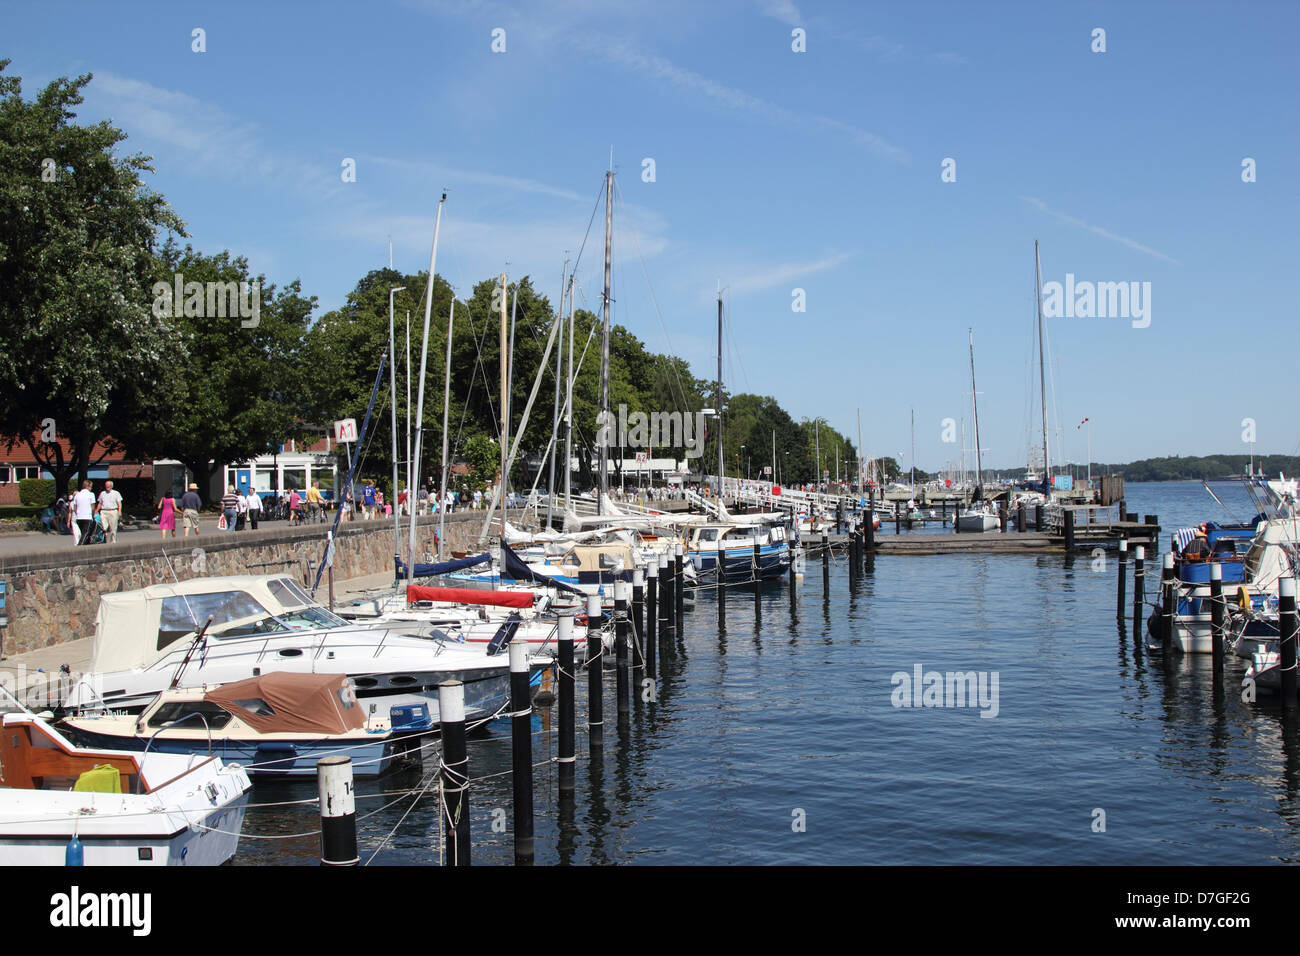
[1035, 504, 1044, 533]
[437, 680, 471, 866]
[1208, 562, 1224, 683]
[631, 569, 645, 692]
[317, 755, 358, 867]
[894, 501, 901, 535]
[1160, 552, 1175, 651]
[556, 613, 576, 797]
[1017, 501, 1026, 533]
[674, 546, 684, 634]
[1116, 538, 1128, 621]
[1281, 577, 1298, 710]
[717, 543, 727, 626]
[586, 594, 604, 751]
[645, 561, 658, 680]
[1132, 546, 1145, 646]
[508, 639, 534, 864]
[821, 530, 830, 596]
[614, 581, 631, 728]
[1063, 509, 1075, 552]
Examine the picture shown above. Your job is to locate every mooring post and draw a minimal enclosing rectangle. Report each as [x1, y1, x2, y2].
[614, 581, 631, 728]
[557, 612, 576, 796]
[998, 505, 1008, 534]
[1209, 563, 1224, 682]
[317, 755, 358, 867]
[865, 504, 875, 562]
[1116, 538, 1128, 621]
[1160, 552, 1176, 651]
[645, 561, 658, 680]
[631, 568, 645, 691]
[437, 680, 471, 866]
[1132, 546, 1145, 645]
[894, 501, 900, 535]
[753, 538, 762, 585]
[1017, 501, 1026, 533]
[821, 530, 830, 595]
[674, 543, 684, 633]
[1064, 509, 1075, 552]
[508, 639, 534, 864]
[1035, 504, 1044, 533]
[717, 543, 727, 625]
[1280, 577, 1299, 710]
[586, 594, 604, 751]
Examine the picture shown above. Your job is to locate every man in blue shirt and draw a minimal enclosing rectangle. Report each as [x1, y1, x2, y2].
[362, 480, 377, 520]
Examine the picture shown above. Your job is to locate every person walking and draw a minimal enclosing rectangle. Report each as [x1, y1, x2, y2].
[246, 489, 261, 530]
[289, 488, 302, 525]
[180, 483, 202, 538]
[417, 485, 429, 516]
[305, 481, 323, 523]
[96, 480, 123, 543]
[362, 480, 377, 519]
[157, 489, 178, 539]
[73, 481, 95, 545]
[221, 485, 240, 532]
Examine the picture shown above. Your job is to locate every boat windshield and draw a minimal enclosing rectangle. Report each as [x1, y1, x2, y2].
[275, 606, 350, 630]
[159, 591, 272, 650]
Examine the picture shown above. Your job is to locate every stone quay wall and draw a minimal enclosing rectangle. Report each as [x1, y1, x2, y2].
[0, 511, 511, 656]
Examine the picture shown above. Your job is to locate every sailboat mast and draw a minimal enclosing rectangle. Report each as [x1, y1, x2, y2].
[910, 408, 915, 493]
[564, 275, 575, 510]
[969, 329, 984, 500]
[599, 170, 613, 507]
[716, 288, 724, 498]
[498, 273, 509, 530]
[407, 193, 445, 585]
[546, 261, 568, 528]
[1035, 239, 1050, 498]
[438, 298, 454, 561]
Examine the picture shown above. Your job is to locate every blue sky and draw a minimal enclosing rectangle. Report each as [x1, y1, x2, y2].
[6, 0, 1298, 472]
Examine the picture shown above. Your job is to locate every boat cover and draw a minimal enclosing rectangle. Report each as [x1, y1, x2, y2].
[406, 585, 534, 609]
[501, 546, 585, 597]
[395, 552, 492, 578]
[205, 672, 365, 736]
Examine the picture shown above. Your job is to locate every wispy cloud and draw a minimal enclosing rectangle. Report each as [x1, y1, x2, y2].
[727, 250, 855, 296]
[755, 0, 803, 27]
[1021, 196, 1182, 266]
[360, 154, 584, 202]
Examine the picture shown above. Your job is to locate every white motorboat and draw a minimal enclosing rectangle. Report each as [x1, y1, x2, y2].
[0, 687, 250, 865]
[62, 574, 521, 724]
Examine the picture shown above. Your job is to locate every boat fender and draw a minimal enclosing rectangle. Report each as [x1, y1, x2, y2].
[1238, 586, 1251, 611]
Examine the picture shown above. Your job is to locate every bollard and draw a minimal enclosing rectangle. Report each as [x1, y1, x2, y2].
[557, 613, 576, 795]
[1160, 552, 1175, 651]
[646, 561, 658, 679]
[614, 581, 631, 726]
[837, 500, 844, 535]
[1017, 501, 1026, 533]
[865, 505, 875, 559]
[717, 543, 727, 624]
[895, 501, 901, 535]
[753, 538, 762, 585]
[317, 755, 358, 866]
[508, 639, 534, 864]
[631, 568, 645, 689]
[1208, 563, 1224, 681]
[1281, 577, 1298, 710]
[674, 544, 684, 633]
[1035, 504, 1043, 533]
[821, 531, 830, 595]
[1116, 539, 1128, 621]
[1063, 509, 1075, 552]
[437, 681, 471, 866]
[1132, 546, 1145, 645]
[586, 594, 604, 751]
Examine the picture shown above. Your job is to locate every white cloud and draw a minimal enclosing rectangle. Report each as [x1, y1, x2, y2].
[1021, 196, 1183, 265]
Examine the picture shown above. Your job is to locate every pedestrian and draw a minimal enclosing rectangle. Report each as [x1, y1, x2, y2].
[246, 489, 261, 530]
[96, 479, 123, 544]
[289, 488, 302, 525]
[417, 485, 429, 516]
[221, 484, 240, 532]
[180, 483, 202, 538]
[157, 489, 178, 539]
[235, 488, 249, 530]
[473, 488, 482, 510]
[398, 486, 408, 516]
[363, 480, 377, 519]
[306, 481, 323, 523]
[72, 480, 95, 545]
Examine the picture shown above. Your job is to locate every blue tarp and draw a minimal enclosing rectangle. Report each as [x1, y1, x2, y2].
[501, 546, 586, 597]
[395, 552, 492, 579]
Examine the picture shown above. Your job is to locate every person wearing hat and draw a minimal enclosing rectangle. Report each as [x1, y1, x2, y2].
[180, 482, 203, 538]
[1181, 528, 1211, 560]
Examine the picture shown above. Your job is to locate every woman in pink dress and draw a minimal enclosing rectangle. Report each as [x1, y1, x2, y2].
[157, 491, 178, 538]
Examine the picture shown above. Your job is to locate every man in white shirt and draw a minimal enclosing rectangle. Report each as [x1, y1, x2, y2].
[73, 481, 95, 545]
[245, 490, 262, 530]
[96, 480, 124, 543]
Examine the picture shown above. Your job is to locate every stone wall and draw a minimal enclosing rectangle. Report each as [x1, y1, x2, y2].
[0, 511, 510, 655]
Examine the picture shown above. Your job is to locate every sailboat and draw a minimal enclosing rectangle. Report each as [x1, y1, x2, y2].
[956, 330, 999, 533]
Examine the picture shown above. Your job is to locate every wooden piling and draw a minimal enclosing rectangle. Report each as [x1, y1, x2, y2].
[1035, 504, 1043, 533]
[317, 755, 358, 867]
[1280, 577, 1298, 710]
[557, 613, 576, 795]
[1208, 562, 1224, 681]
[508, 639, 534, 864]
[645, 561, 658, 680]
[437, 681, 471, 866]
[586, 594, 604, 751]
[1132, 546, 1145, 646]
[1160, 552, 1175, 651]
[674, 544, 684, 633]
[1116, 538, 1127, 621]
[614, 581, 631, 727]
[821, 530, 830, 594]
[1017, 501, 1026, 533]
[1063, 509, 1075, 552]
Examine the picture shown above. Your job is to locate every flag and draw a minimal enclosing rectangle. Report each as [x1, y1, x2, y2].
[1077, 417, 1089, 429]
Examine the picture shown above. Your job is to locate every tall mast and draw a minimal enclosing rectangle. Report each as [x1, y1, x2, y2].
[969, 329, 984, 500]
[438, 298, 454, 560]
[498, 272, 509, 529]
[546, 261, 568, 528]
[407, 192, 445, 585]
[857, 408, 863, 493]
[1035, 239, 1049, 498]
[563, 274, 575, 510]
[910, 408, 915, 493]
[389, 284, 405, 574]
[599, 170, 613, 507]
[505, 283, 518, 500]
[405, 310, 411, 518]
[716, 287, 724, 498]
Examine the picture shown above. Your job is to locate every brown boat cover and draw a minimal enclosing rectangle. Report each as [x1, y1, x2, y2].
[205, 672, 364, 736]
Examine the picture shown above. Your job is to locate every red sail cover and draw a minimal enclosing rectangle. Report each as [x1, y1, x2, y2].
[406, 585, 534, 609]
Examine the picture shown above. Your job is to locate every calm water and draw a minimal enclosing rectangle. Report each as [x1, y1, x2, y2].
[235, 481, 1300, 865]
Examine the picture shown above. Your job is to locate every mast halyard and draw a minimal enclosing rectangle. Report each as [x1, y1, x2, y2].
[969, 329, 984, 502]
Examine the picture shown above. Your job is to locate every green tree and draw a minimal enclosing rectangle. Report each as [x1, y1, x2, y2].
[0, 62, 185, 490]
